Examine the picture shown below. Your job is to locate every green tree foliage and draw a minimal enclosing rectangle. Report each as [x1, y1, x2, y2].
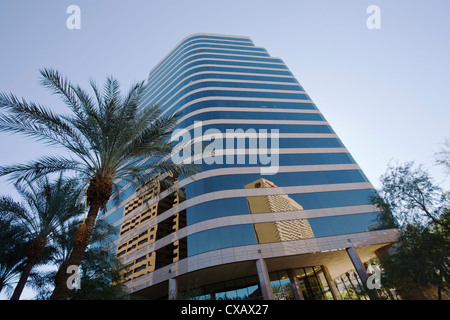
[67, 218, 133, 300]
[0, 175, 82, 299]
[30, 219, 136, 300]
[0, 69, 197, 299]
[372, 156, 450, 300]
[435, 138, 450, 174]
[373, 161, 449, 230]
[0, 201, 28, 295]
[68, 247, 132, 300]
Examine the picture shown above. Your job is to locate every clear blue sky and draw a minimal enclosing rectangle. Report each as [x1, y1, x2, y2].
[0, 0, 449, 298]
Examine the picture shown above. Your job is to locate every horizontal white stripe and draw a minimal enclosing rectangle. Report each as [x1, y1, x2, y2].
[117, 202, 381, 265]
[149, 38, 264, 82]
[176, 107, 320, 126]
[177, 106, 321, 124]
[147, 49, 284, 93]
[146, 53, 286, 99]
[142, 82, 305, 116]
[150, 43, 268, 79]
[124, 229, 399, 291]
[146, 69, 297, 102]
[141, 65, 296, 110]
[159, 95, 314, 121]
[151, 77, 303, 108]
[148, 34, 255, 76]
[115, 162, 360, 224]
[140, 67, 298, 109]
[172, 118, 329, 137]
[114, 182, 374, 246]
[101, 147, 351, 221]
[152, 85, 307, 115]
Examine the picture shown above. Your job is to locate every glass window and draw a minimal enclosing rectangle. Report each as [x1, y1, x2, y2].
[315, 267, 334, 300]
[180, 100, 318, 115]
[177, 110, 324, 125]
[141, 63, 293, 111]
[308, 212, 382, 237]
[269, 271, 294, 300]
[144, 79, 305, 111]
[187, 224, 257, 256]
[184, 170, 368, 198]
[150, 36, 257, 78]
[141, 72, 301, 110]
[178, 123, 334, 135]
[186, 189, 378, 225]
[144, 58, 290, 106]
[294, 268, 313, 300]
[236, 287, 250, 300]
[195, 152, 355, 172]
[294, 266, 332, 300]
[196, 276, 261, 300]
[186, 211, 385, 257]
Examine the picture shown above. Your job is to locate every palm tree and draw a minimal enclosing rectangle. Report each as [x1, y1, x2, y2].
[31, 217, 125, 300]
[0, 175, 82, 299]
[0, 202, 28, 295]
[68, 219, 133, 300]
[0, 68, 196, 300]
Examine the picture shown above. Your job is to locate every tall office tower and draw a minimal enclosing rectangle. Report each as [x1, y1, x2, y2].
[102, 34, 398, 300]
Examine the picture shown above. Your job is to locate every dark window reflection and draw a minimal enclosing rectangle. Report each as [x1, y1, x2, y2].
[187, 189, 377, 225]
[186, 212, 385, 257]
[185, 170, 368, 199]
[187, 225, 257, 256]
[180, 275, 263, 300]
[293, 266, 334, 300]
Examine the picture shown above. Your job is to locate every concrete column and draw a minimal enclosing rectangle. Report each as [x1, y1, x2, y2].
[287, 269, 304, 300]
[256, 254, 274, 300]
[346, 246, 378, 300]
[321, 265, 341, 300]
[168, 278, 178, 300]
[346, 247, 368, 284]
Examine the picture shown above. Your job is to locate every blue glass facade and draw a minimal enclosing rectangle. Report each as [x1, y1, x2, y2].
[103, 34, 396, 299]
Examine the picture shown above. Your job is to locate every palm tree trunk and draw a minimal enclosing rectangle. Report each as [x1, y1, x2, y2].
[50, 200, 102, 300]
[10, 259, 35, 300]
[10, 237, 46, 300]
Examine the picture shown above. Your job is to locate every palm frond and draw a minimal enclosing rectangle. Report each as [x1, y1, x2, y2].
[102, 76, 121, 113]
[0, 155, 88, 183]
[88, 78, 103, 109]
[122, 81, 146, 112]
[0, 92, 91, 158]
[39, 68, 83, 118]
[1, 69, 199, 214]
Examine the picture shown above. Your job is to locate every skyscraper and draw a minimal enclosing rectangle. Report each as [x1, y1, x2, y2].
[101, 33, 398, 300]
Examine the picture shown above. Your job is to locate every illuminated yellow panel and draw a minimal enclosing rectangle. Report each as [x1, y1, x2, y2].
[245, 178, 314, 243]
